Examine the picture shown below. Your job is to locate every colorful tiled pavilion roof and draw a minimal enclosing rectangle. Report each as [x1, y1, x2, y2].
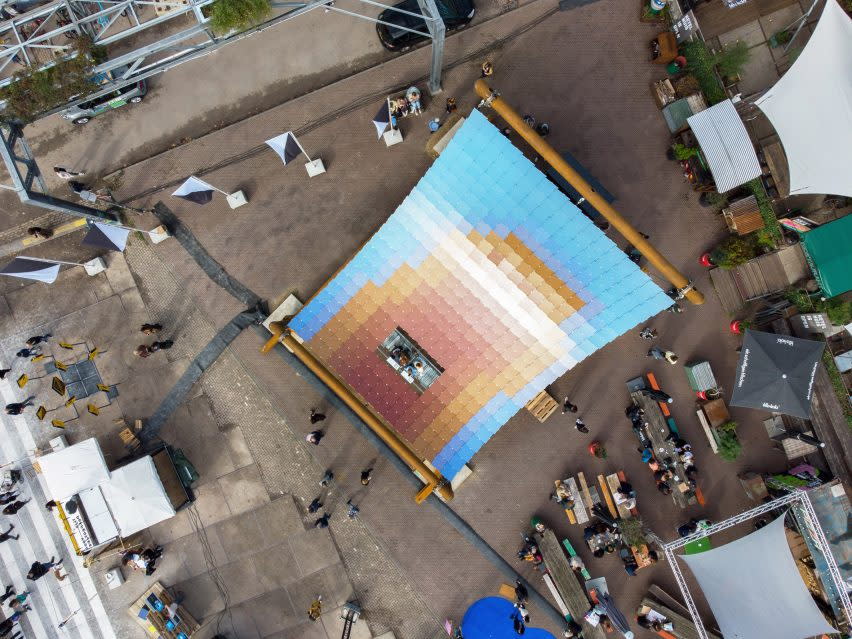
[289, 109, 672, 480]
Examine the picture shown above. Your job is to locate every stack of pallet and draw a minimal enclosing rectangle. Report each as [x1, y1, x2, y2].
[128, 582, 200, 639]
[525, 390, 559, 422]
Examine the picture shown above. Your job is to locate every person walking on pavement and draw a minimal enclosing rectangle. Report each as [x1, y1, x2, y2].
[306, 430, 324, 445]
[0, 585, 13, 605]
[309, 409, 326, 425]
[53, 167, 84, 180]
[25, 334, 51, 347]
[26, 228, 53, 240]
[45, 500, 57, 511]
[360, 468, 373, 486]
[480, 61, 493, 77]
[140, 323, 162, 335]
[14, 348, 39, 359]
[320, 470, 334, 487]
[3, 500, 29, 515]
[134, 340, 174, 358]
[639, 327, 657, 340]
[5, 399, 33, 415]
[562, 397, 578, 414]
[514, 579, 528, 604]
[346, 500, 359, 519]
[0, 368, 9, 380]
[0, 525, 19, 543]
[314, 513, 330, 529]
[307, 596, 322, 621]
[8, 592, 31, 613]
[647, 347, 665, 360]
[27, 557, 60, 581]
[308, 497, 323, 513]
[574, 418, 589, 434]
[0, 493, 17, 505]
[664, 350, 679, 364]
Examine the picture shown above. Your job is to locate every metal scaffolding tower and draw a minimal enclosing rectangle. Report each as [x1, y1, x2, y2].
[0, 0, 447, 119]
[661, 490, 852, 639]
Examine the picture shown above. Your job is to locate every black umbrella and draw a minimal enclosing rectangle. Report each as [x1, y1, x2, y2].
[730, 329, 825, 418]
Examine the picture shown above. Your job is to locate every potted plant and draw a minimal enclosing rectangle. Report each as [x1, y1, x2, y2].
[768, 30, 791, 47]
[672, 142, 700, 161]
[714, 421, 742, 461]
[730, 319, 752, 334]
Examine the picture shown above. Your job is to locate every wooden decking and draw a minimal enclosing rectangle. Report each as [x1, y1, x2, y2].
[694, 0, 803, 39]
[709, 243, 810, 313]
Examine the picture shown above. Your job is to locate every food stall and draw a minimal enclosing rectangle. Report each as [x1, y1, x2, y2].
[38, 438, 190, 555]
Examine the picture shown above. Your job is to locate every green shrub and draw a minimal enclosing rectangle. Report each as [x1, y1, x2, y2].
[718, 420, 738, 432]
[714, 41, 751, 78]
[825, 299, 852, 326]
[681, 40, 726, 104]
[208, 0, 271, 35]
[822, 352, 852, 430]
[716, 429, 742, 461]
[617, 517, 647, 548]
[673, 143, 700, 160]
[0, 37, 103, 123]
[744, 178, 782, 245]
[710, 235, 758, 269]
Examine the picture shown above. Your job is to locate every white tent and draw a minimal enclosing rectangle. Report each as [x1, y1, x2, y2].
[39, 438, 110, 501]
[679, 513, 837, 639]
[100, 457, 176, 537]
[755, 0, 852, 198]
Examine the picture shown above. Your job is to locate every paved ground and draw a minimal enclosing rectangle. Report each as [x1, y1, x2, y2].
[0, 1, 833, 638]
[17, 0, 534, 188]
[0, 250, 430, 639]
[87, 0, 807, 635]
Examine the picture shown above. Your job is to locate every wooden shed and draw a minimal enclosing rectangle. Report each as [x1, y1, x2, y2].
[722, 195, 765, 235]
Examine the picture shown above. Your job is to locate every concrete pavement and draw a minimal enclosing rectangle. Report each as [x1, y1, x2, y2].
[0, 0, 820, 637]
[91, 0, 803, 634]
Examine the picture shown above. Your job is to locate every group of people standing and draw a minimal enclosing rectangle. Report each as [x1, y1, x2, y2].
[304, 408, 374, 530]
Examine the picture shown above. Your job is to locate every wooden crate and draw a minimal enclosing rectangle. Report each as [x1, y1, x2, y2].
[525, 390, 558, 422]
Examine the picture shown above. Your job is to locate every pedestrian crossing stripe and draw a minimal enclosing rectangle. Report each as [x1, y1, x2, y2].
[64, 396, 77, 407]
[87, 404, 99, 416]
[16, 374, 27, 388]
[54, 360, 68, 371]
[59, 341, 75, 349]
[36, 406, 46, 420]
[51, 419, 65, 428]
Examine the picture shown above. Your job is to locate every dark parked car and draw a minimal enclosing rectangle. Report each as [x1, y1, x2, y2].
[376, 0, 475, 51]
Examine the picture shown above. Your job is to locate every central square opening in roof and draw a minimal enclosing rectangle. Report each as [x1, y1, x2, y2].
[378, 327, 443, 394]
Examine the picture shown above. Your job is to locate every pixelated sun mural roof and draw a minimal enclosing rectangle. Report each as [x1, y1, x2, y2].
[289, 109, 672, 481]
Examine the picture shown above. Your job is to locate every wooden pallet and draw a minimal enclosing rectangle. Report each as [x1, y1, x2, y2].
[525, 390, 559, 422]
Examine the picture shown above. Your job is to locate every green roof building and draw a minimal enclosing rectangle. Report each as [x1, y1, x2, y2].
[801, 215, 852, 298]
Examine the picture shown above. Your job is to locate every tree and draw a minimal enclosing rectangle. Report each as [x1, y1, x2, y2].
[714, 41, 751, 78]
[208, 0, 272, 35]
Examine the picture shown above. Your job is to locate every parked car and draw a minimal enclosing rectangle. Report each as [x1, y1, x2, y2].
[60, 80, 147, 125]
[376, 0, 475, 51]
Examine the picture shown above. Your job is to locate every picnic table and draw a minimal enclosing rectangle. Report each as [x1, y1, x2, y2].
[628, 374, 697, 509]
[536, 529, 607, 639]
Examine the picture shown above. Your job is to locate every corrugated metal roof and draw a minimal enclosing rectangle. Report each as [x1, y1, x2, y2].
[687, 99, 761, 193]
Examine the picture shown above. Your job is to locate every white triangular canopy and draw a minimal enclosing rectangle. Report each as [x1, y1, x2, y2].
[679, 513, 837, 639]
[755, 0, 852, 197]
